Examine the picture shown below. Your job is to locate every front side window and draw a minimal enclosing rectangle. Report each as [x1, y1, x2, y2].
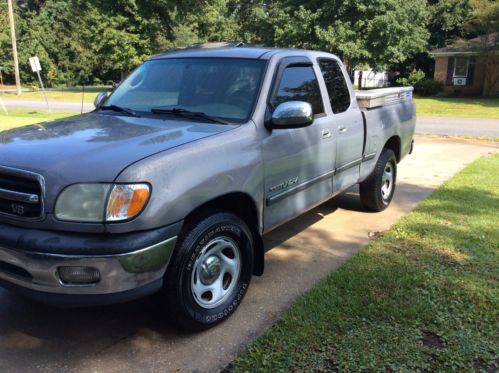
[453, 57, 469, 77]
[271, 66, 324, 115]
[106, 58, 266, 122]
[318, 59, 351, 114]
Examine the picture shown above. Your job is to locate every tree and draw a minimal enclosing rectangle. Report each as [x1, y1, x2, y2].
[260, 0, 428, 87]
[466, 0, 499, 97]
[0, 0, 434, 88]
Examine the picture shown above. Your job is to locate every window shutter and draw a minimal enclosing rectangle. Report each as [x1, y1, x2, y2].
[446, 57, 454, 86]
[467, 58, 475, 86]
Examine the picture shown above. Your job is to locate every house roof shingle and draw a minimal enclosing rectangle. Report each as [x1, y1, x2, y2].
[429, 33, 499, 56]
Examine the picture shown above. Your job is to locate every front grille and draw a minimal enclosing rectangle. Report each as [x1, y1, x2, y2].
[0, 166, 44, 220]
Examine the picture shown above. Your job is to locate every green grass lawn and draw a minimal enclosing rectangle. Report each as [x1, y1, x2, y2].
[233, 153, 499, 372]
[414, 97, 499, 119]
[1, 86, 109, 103]
[0, 109, 78, 131]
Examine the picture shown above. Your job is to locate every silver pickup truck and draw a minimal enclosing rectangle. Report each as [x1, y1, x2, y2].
[0, 47, 415, 330]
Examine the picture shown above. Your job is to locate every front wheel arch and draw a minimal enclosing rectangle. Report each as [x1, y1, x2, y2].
[181, 192, 264, 276]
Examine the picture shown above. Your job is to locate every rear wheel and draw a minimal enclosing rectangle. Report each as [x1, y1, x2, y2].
[359, 148, 397, 212]
[161, 211, 253, 331]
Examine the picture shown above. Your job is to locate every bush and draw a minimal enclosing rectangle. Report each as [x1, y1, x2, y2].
[414, 79, 444, 96]
[396, 70, 425, 87]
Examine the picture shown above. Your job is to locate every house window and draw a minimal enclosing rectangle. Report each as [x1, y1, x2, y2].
[453, 57, 469, 77]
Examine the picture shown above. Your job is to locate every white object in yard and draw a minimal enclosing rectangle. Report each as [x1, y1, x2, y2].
[29, 56, 42, 73]
[354, 69, 389, 88]
[0, 98, 7, 115]
[355, 87, 414, 109]
[453, 78, 466, 86]
[29, 56, 51, 113]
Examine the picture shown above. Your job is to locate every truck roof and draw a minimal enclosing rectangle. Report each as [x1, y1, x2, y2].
[149, 46, 338, 61]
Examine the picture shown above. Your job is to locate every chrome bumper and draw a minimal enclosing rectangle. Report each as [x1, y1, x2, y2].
[0, 236, 177, 295]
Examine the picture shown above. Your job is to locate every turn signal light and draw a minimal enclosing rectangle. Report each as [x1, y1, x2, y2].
[106, 184, 150, 222]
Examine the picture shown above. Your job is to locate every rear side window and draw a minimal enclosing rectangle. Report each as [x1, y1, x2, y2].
[318, 59, 351, 113]
[272, 66, 324, 115]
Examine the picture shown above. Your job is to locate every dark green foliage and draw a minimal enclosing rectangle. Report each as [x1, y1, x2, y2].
[0, 0, 496, 87]
[395, 70, 445, 96]
[414, 79, 444, 96]
[396, 69, 426, 87]
[0, 0, 430, 86]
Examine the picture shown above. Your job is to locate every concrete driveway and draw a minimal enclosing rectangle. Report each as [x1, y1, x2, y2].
[416, 116, 499, 138]
[0, 135, 497, 373]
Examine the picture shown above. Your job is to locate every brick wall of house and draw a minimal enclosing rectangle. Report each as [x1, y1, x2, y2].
[433, 56, 485, 97]
[434, 57, 448, 84]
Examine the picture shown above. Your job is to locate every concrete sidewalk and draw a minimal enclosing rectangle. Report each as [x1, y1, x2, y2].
[0, 135, 496, 373]
[416, 116, 499, 138]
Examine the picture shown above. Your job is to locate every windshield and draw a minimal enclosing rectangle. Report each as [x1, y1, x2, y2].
[106, 58, 266, 123]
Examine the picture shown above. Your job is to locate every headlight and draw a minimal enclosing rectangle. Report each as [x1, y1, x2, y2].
[55, 183, 150, 223]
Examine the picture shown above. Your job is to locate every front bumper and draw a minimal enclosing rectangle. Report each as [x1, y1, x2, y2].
[0, 222, 182, 305]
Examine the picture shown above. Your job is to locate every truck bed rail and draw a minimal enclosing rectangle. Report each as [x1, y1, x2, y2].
[355, 87, 413, 110]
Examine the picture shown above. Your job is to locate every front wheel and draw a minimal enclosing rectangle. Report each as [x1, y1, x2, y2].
[161, 211, 254, 331]
[359, 148, 397, 212]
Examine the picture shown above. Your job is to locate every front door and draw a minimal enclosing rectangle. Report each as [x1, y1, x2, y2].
[263, 61, 336, 232]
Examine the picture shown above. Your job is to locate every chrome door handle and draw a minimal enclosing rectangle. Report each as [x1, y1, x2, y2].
[321, 128, 332, 139]
[338, 126, 348, 134]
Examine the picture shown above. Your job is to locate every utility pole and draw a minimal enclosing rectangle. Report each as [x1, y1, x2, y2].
[7, 0, 21, 95]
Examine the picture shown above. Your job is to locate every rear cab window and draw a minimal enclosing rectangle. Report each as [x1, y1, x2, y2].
[318, 59, 351, 114]
[271, 65, 324, 116]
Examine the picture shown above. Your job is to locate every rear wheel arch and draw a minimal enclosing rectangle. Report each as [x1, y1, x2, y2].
[384, 136, 401, 163]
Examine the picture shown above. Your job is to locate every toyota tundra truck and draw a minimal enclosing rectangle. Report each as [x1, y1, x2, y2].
[0, 46, 415, 330]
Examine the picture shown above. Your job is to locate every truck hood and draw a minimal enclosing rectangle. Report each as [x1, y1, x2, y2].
[0, 113, 234, 199]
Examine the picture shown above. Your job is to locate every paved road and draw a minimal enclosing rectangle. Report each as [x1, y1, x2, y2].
[0, 135, 496, 372]
[0, 98, 93, 113]
[2, 97, 498, 138]
[416, 116, 499, 138]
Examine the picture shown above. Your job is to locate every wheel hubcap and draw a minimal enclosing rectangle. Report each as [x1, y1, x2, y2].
[199, 255, 222, 285]
[191, 237, 241, 309]
[381, 163, 394, 201]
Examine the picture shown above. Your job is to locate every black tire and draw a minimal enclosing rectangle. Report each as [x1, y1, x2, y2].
[161, 211, 254, 331]
[359, 148, 397, 212]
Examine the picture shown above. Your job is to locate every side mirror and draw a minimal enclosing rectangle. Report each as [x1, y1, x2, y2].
[94, 92, 109, 109]
[270, 101, 313, 129]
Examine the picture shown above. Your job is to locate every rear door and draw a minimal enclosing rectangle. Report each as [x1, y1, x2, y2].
[262, 58, 336, 231]
[318, 59, 364, 192]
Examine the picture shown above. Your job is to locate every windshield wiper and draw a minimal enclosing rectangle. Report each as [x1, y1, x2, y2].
[100, 105, 140, 117]
[150, 107, 228, 125]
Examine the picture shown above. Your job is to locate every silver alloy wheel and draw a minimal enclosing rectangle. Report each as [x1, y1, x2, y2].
[191, 237, 241, 309]
[381, 161, 394, 202]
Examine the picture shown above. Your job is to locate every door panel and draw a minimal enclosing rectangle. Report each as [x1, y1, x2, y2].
[317, 58, 364, 192]
[263, 116, 335, 231]
[263, 62, 336, 232]
[333, 110, 364, 191]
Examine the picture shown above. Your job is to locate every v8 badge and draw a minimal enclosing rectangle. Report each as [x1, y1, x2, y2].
[11, 203, 25, 215]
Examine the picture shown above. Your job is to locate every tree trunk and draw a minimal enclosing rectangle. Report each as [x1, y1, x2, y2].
[358, 70, 363, 89]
